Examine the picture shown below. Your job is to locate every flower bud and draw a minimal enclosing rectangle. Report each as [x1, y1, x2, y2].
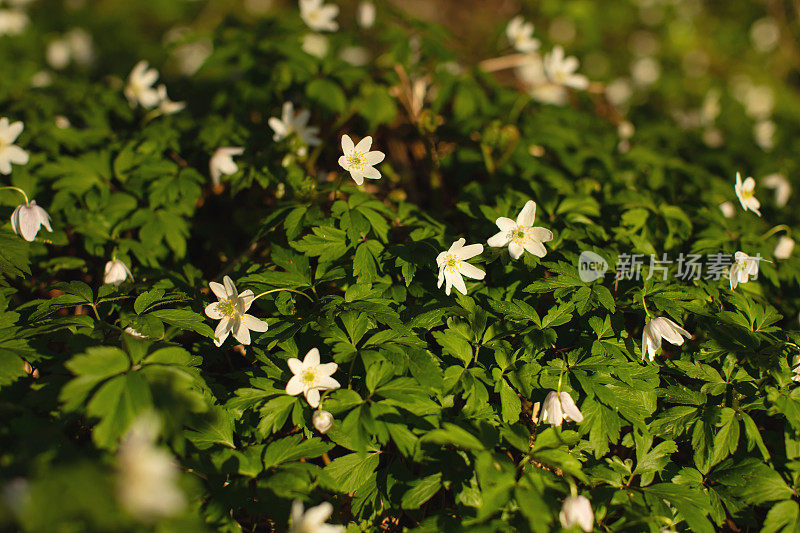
[104, 259, 132, 286]
[559, 495, 594, 532]
[312, 410, 334, 434]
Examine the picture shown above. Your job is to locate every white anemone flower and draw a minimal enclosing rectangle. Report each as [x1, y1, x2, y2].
[506, 16, 539, 53]
[285, 348, 340, 408]
[0, 118, 29, 175]
[104, 259, 133, 286]
[487, 200, 553, 260]
[312, 410, 334, 434]
[774, 236, 795, 260]
[762, 173, 791, 207]
[729, 251, 766, 290]
[125, 61, 162, 109]
[268, 102, 321, 147]
[204, 276, 268, 347]
[338, 134, 385, 185]
[0, 9, 28, 36]
[734, 172, 761, 216]
[516, 54, 569, 106]
[155, 85, 185, 115]
[543, 46, 589, 90]
[641, 317, 691, 362]
[357, 1, 375, 28]
[299, 0, 339, 32]
[436, 238, 485, 295]
[559, 495, 594, 533]
[11, 200, 52, 242]
[718, 201, 735, 218]
[288, 500, 345, 533]
[209, 147, 244, 186]
[540, 391, 583, 427]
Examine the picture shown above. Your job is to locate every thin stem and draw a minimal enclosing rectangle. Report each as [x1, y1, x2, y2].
[641, 293, 651, 318]
[760, 224, 791, 241]
[253, 288, 314, 302]
[556, 368, 565, 394]
[0, 186, 29, 205]
[89, 303, 101, 321]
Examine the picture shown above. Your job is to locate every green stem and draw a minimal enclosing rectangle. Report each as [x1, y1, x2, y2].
[641, 293, 651, 318]
[0, 186, 29, 205]
[760, 224, 792, 241]
[557, 368, 565, 394]
[253, 288, 314, 302]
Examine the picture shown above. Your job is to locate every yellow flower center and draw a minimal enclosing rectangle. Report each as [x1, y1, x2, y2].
[347, 151, 366, 171]
[219, 298, 238, 318]
[302, 368, 318, 386]
[443, 254, 462, 273]
[512, 226, 533, 245]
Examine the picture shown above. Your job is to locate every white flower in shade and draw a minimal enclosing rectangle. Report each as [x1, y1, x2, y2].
[46, 38, 71, 70]
[754, 119, 776, 151]
[559, 495, 594, 533]
[117, 414, 186, 522]
[285, 348, 340, 408]
[719, 201, 735, 218]
[641, 317, 691, 362]
[543, 46, 589, 90]
[11, 201, 52, 242]
[269, 102, 321, 147]
[487, 200, 553, 260]
[155, 85, 185, 115]
[774, 236, 795, 260]
[516, 55, 568, 105]
[734, 172, 761, 216]
[209, 147, 244, 186]
[357, 1, 375, 28]
[204, 276, 268, 347]
[302, 33, 329, 58]
[288, 500, 345, 533]
[125, 61, 162, 109]
[0, 118, 29, 174]
[104, 259, 133, 286]
[312, 410, 334, 434]
[124, 327, 148, 339]
[540, 391, 583, 426]
[506, 16, 539, 53]
[436, 238, 485, 296]
[340, 46, 369, 66]
[338, 135, 385, 185]
[730, 251, 765, 290]
[763, 173, 791, 207]
[47, 28, 93, 69]
[0, 9, 28, 36]
[299, 0, 338, 32]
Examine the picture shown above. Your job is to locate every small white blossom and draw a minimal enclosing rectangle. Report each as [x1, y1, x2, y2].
[299, 0, 338, 32]
[506, 16, 539, 53]
[540, 391, 583, 426]
[719, 201, 735, 218]
[357, 1, 375, 28]
[774, 236, 795, 260]
[124, 327, 148, 339]
[338, 134, 384, 185]
[516, 54, 569, 106]
[125, 61, 161, 109]
[302, 33, 329, 57]
[204, 276, 268, 347]
[436, 238, 485, 296]
[285, 348, 340, 408]
[155, 85, 185, 115]
[730, 251, 765, 290]
[763, 173, 791, 207]
[209, 147, 244, 186]
[10, 200, 52, 242]
[340, 46, 369, 66]
[559, 495, 594, 533]
[642, 317, 691, 362]
[288, 500, 345, 533]
[268, 102, 321, 147]
[0, 9, 28, 36]
[104, 259, 133, 286]
[0, 118, 29, 174]
[754, 119, 776, 151]
[46, 28, 93, 70]
[734, 172, 761, 216]
[312, 410, 334, 434]
[487, 201, 553, 260]
[543, 46, 589, 90]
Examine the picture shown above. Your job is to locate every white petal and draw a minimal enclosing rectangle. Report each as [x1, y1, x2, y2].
[459, 262, 485, 280]
[445, 269, 467, 295]
[305, 388, 321, 408]
[209, 281, 227, 301]
[317, 375, 340, 390]
[341, 134, 354, 154]
[559, 392, 583, 423]
[232, 319, 251, 345]
[523, 241, 548, 258]
[531, 227, 553, 243]
[242, 314, 269, 332]
[287, 358, 303, 375]
[487, 231, 511, 248]
[285, 375, 304, 396]
[354, 136, 372, 153]
[516, 201, 536, 227]
[205, 302, 224, 320]
[508, 242, 525, 260]
[454, 243, 483, 260]
[365, 150, 384, 166]
[495, 217, 516, 232]
[304, 347, 321, 367]
[223, 276, 238, 298]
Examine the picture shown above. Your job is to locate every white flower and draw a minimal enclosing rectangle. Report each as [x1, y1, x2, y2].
[642, 317, 691, 362]
[357, 1, 375, 28]
[124, 61, 162, 109]
[540, 391, 583, 426]
[302, 33, 329, 57]
[204, 275, 268, 347]
[209, 147, 244, 186]
[46, 39, 71, 70]
[340, 46, 369, 66]
[0, 9, 28, 36]
[124, 327, 148, 339]
[338, 135, 384, 185]
[718, 201, 735, 218]
[10, 200, 52, 242]
[172, 40, 212, 76]
[116, 414, 186, 522]
[543, 46, 589, 90]
[104, 259, 133, 286]
[487, 201, 553, 260]
[288, 500, 345, 533]
[299, 0, 338, 32]
[268, 102, 321, 147]
[29, 70, 53, 88]
[730, 251, 765, 290]
[775, 236, 795, 260]
[559, 495, 594, 533]
[47, 28, 93, 69]
[436, 238, 485, 296]
[792, 356, 800, 383]
[506, 16, 539, 53]
[516, 54, 569, 106]
[285, 348, 340, 408]
[155, 85, 185, 115]
[763, 173, 791, 207]
[754, 119, 776, 151]
[312, 410, 334, 434]
[734, 172, 761, 216]
[0, 118, 29, 174]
